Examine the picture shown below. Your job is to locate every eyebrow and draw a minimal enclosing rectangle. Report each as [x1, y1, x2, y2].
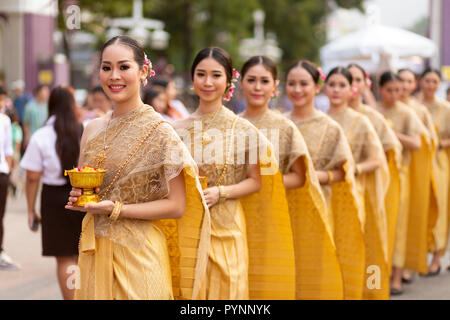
[247, 75, 271, 78]
[101, 60, 131, 64]
[196, 69, 223, 73]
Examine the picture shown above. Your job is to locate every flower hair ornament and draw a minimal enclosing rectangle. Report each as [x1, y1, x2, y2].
[142, 53, 156, 86]
[224, 69, 240, 101]
[365, 71, 372, 89]
[317, 67, 327, 85]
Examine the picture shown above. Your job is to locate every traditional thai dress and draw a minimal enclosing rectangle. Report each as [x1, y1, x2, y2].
[351, 103, 402, 273]
[287, 109, 365, 300]
[328, 107, 390, 300]
[421, 97, 450, 253]
[377, 101, 432, 274]
[75, 105, 211, 300]
[242, 109, 343, 300]
[402, 99, 443, 262]
[174, 106, 296, 300]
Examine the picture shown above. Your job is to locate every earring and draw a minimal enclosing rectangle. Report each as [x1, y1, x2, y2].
[271, 80, 280, 99]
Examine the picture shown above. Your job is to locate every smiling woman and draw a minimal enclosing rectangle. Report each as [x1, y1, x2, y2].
[173, 47, 297, 300]
[65, 35, 211, 300]
[285, 61, 365, 300]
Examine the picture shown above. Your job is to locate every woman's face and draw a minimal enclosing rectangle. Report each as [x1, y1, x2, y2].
[166, 80, 178, 101]
[286, 67, 319, 108]
[348, 66, 365, 100]
[100, 43, 148, 104]
[398, 70, 416, 98]
[152, 92, 168, 114]
[240, 64, 276, 109]
[420, 72, 441, 98]
[324, 73, 352, 107]
[380, 80, 401, 106]
[192, 58, 228, 103]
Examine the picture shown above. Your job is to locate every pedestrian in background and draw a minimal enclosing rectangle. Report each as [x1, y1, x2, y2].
[11, 80, 31, 125]
[5, 108, 23, 197]
[20, 86, 84, 300]
[151, 77, 190, 120]
[142, 88, 172, 122]
[23, 85, 49, 149]
[0, 86, 20, 270]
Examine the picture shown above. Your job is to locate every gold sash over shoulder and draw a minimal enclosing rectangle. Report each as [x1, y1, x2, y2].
[352, 103, 402, 274]
[420, 98, 450, 254]
[289, 109, 365, 300]
[329, 107, 390, 300]
[244, 109, 343, 300]
[174, 106, 296, 300]
[378, 101, 433, 274]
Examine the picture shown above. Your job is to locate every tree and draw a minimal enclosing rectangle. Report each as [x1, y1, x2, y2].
[58, 0, 365, 74]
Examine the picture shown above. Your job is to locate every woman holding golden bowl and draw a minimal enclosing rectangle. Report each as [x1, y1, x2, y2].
[65, 35, 210, 300]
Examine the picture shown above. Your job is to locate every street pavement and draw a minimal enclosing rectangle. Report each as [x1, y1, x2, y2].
[1, 190, 450, 300]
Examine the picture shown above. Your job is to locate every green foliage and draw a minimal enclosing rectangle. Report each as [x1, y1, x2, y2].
[58, 0, 365, 73]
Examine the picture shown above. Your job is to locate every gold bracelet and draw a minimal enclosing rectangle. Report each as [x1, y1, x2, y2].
[109, 201, 122, 221]
[355, 164, 361, 177]
[327, 171, 334, 184]
[218, 185, 227, 202]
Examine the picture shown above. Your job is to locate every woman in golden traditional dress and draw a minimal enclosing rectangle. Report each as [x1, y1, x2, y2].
[376, 71, 431, 295]
[398, 68, 442, 280]
[348, 64, 402, 278]
[419, 68, 450, 274]
[284, 61, 365, 300]
[173, 47, 296, 300]
[65, 36, 210, 300]
[325, 67, 389, 300]
[239, 56, 343, 299]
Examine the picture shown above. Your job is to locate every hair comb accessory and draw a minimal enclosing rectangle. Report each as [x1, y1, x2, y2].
[365, 71, 372, 88]
[317, 67, 326, 85]
[224, 69, 240, 101]
[144, 53, 156, 78]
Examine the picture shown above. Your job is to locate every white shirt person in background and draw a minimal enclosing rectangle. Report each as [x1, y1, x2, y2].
[20, 86, 84, 300]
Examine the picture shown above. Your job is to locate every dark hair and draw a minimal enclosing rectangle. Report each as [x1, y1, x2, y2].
[398, 68, 417, 80]
[378, 71, 401, 87]
[151, 77, 170, 88]
[48, 86, 83, 180]
[421, 67, 442, 80]
[5, 107, 19, 123]
[101, 35, 146, 70]
[326, 66, 353, 84]
[0, 86, 7, 96]
[286, 60, 321, 84]
[143, 88, 164, 106]
[91, 85, 109, 99]
[33, 84, 48, 96]
[241, 55, 277, 80]
[191, 47, 233, 83]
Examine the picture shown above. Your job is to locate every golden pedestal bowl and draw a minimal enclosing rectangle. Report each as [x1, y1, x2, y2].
[65, 168, 106, 207]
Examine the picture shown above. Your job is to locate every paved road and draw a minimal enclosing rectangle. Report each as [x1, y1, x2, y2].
[1, 190, 450, 300]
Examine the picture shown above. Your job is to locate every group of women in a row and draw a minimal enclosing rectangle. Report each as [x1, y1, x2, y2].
[66, 35, 450, 300]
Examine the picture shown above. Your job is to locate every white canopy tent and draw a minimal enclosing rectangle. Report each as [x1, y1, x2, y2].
[320, 24, 437, 74]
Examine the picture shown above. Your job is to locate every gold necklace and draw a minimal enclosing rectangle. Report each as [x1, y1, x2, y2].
[200, 106, 221, 146]
[94, 105, 144, 167]
[94, 113, 113, 168]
